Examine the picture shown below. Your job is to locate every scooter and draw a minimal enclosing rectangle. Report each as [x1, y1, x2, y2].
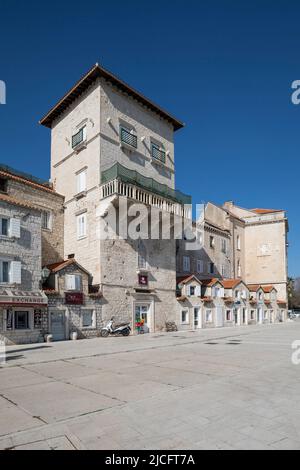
[100, 317, 131, 337]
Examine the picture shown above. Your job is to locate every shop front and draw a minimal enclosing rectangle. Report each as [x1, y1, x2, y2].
[0, 288, 48, 345]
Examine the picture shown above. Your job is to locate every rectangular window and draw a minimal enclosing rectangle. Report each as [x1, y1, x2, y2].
[41, 211, 52, 230]
[65, 274, 82, 291]
[14, 311, 30, 330]
[209, 236, 215, 248]
[237, 235, 241, 250]
[181, 310, 189, 324]
[82, 310, 94, 328]
[120, 126, 137, 149]
[77, 169, 87, 194]
[221, 239, 226, 253]
[189, 286, 195, 296]
[235, 290, 241, 300]
[0, 177, 8, 193]
[72, 125, 87, 149]
[151, 143, 166, 164]
[206, 309, 212, 322]
[77, 213, 87, 239]
[197, 259, 203, 273]
[209, 262, 214, 274]
[0, 260, 10, 283]
[0, 217, 9, 236]
[183, 256, 190, 272]
[250, 310, 255, 320]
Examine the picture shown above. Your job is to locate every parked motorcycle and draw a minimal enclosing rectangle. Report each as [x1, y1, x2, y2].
[100, 317, 131, 337]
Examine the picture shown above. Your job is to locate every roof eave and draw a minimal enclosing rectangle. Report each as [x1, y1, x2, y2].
[39, 63, 184, 131]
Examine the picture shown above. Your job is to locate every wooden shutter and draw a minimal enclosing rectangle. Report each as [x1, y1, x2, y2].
[10, 218, 20, 238]
[11, 261, 21, 284]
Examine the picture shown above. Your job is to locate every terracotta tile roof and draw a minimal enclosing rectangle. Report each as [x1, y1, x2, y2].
[277, 300, 287, 305]
[247, 284, 261, 292]
[223, 297, 234, 303]
[250, 208, 283, 214]
[0, 192, 40, 210]
[177, 275, 202, 286]
[201, 277, 221, 287]
[45, 258, 92, 276]
[46, 259, 74, 272]
[201, 296, 213, 302]
[0, 168, 62, 195]
[222, 279, 243, 289]
[261, 285, 277, 293]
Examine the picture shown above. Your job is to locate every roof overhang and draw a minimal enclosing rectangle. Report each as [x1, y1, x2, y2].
[39, 63, 184, 131]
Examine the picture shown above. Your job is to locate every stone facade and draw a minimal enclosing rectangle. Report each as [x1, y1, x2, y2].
[0, 165, 65, 266]
[44, 259, 103, 339]
[0, 198, 48, 345]
[42, 65, 186, 334]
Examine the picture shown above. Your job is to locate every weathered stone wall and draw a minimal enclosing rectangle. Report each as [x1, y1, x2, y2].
[6, 178, 64, 266]
[0, 201, 41, 290]
[47, 295, 102, 339]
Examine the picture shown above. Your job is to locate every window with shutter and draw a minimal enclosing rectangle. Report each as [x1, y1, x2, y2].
[77, 213, 87, 239]
[10, 218, 20, 238]
[77, 169, 87, 194]
[10, 261, 21, 284]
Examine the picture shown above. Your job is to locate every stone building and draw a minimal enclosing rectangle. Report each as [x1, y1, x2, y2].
[40, 63, 190, 334]
[176, 200, 288, 329]
[0, 192, 47, 344]
[43, 257, 103, 340]
[0, 164, 65, 266]
[176, 275, 285, 331]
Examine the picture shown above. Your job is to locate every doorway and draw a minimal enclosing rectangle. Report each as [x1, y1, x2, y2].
[194, 307, 201, 329]
[50, 310, 66, 341]
[135, 304, 151, 334]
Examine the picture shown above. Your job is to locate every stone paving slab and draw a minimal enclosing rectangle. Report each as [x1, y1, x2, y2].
[0, 322, 300, 449]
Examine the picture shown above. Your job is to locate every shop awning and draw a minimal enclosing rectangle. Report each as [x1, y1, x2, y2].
[0, 288, 48, 306]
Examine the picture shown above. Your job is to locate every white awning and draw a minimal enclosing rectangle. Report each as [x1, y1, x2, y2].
[0, 288, 48, 306]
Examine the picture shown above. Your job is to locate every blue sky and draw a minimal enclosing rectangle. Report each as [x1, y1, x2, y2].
[0, 0, 299, 275]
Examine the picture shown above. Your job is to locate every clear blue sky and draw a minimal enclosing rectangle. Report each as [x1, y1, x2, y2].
[0, 0, 299, 276]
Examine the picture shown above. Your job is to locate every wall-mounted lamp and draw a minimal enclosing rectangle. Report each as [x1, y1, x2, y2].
[106, 117, 112, 124]
[141, 136, 146, 142]
[65, 137, 70, 145]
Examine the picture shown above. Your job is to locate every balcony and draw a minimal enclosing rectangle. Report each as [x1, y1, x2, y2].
[120, 127, 137, 149]
[100, 163, 191, 218]
[72, 127, 86, 150]
[151, 144, 166, 164]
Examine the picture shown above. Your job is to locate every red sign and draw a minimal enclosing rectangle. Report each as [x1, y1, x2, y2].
[65, 292, 84, 305]
[138, 275, 148, 286]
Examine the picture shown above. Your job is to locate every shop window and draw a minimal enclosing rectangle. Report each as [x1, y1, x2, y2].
[14, 311, 30, 330]
[226, 310, 231, 321]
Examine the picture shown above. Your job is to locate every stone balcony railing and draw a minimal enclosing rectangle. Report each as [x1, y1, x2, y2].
[100, 163, 191, 219]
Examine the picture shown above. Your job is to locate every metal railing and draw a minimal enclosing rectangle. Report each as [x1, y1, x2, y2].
[151, 144, 166, 164]
[120, 127, 137, 148]
[72, 128, 84, 148]
[101, 163, 191, 205]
